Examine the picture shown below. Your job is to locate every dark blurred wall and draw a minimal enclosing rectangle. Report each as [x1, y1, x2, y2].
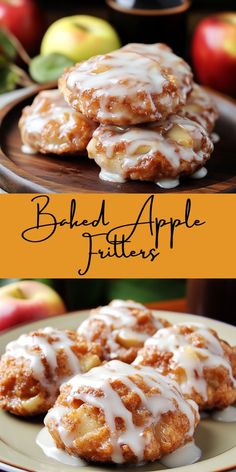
[192, 0, 235, 7]
[37, 0, 236, 8]
[45, 279, 186, 310]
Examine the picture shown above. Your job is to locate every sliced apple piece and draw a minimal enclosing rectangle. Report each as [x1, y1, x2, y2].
[175, 366, 187, 384]
[183, 346, 199, 361]
[166, 124, 193, 147]
[132, 144, 152, 156]
[168, 74, 178, 87]
[117, 329, 148, 348]
[73, 404, 103, 436]
[21, 394, 44, 413]
[80, 354, 101, 373]
[92, 64, 111, 74]
[183, 104, 203, 113]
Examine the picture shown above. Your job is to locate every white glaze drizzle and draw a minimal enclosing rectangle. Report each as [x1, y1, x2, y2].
[160, 440, 201, 468]
[78, 300, 163, 355]
[66, 50, 166, 94]
[88, 115, 213, 185]
[37, 427, 202, 469]
[20, 89, 95, 153]
[122, 43, 192, 102]
[136, 323, 236, 401]
[67, 51, 167, 95]
[23, 90, 78, 133]
[45, 361, 198, 464]
[4, 327, 83, 395]
[211, 132, 220, 143]
[37, 425, 202, 469]
[63, 47, 189, 123]
[180, 83, 218, 133]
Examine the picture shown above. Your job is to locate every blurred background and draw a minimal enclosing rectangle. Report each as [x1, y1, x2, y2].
[0, 278, 186, 308]
[0, 279, 235, 332]
[0, 0, 235, 96]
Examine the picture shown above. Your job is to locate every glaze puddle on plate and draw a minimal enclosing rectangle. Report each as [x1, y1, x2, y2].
[36, 407, 236, 469]
[212, 406, 236, 423]
[160, 441, 201, 468]
[37, 428, 201, 469]
[36, 427, 86, 467]
[21, 144, 37, 155]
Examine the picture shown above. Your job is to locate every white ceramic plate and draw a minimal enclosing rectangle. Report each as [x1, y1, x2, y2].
[0, 310, 235, 472]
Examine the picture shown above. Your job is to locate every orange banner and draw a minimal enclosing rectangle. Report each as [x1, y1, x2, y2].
[0, 193, 235, 278]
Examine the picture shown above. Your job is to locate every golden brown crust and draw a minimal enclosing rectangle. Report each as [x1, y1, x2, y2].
[59, 47, 193, 126]
[180, 83, 219, 133]
[87, 116, 214, 184]
[122, 42, 193, 101]
[19, 89, 97, 155]
[0, 329, 101, 416]
[135, 324, 236, 411]
[78, 300, 170, 363]
[46, 362, 199, 464]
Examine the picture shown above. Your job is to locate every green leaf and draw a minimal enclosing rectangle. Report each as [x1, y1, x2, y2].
[29, 53, 74, 84]
[0, 28, 17, 60]
[0, 56, 18, 93]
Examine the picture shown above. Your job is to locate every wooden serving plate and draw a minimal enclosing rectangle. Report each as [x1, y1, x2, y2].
[0, 87, 236, 193]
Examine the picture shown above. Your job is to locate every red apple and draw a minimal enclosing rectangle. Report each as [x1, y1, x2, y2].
[0, 281, 66, 331]
[192, 12, 236, 96]
[0, 0, 45, 55]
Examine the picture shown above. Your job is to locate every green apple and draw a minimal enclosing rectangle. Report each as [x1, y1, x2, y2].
[40, 15, 121, 63]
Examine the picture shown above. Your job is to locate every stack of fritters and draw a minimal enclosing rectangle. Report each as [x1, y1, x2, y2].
[19, 43, 218, 188]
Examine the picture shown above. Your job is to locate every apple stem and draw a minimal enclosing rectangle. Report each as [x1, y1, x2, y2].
[11, 64, 35, 86]
[2, 27, 31, 65]
[73, 23, 89, 32]
[9, 287, 27, 300]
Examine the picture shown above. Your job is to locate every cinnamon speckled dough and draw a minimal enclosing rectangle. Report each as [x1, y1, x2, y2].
[19, 89, 97, 155]
[180, 83, 219, 133]
[134, 323, 236, 411]
[77, 299, 170, 364]
[59, 45, 193, 126]
[45, 361, 199, 464]
[87, 115, 214, 186]
[0, 327, 101, 416]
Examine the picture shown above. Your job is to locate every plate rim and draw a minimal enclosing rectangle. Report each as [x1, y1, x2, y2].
[0, 309, 236, 472]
